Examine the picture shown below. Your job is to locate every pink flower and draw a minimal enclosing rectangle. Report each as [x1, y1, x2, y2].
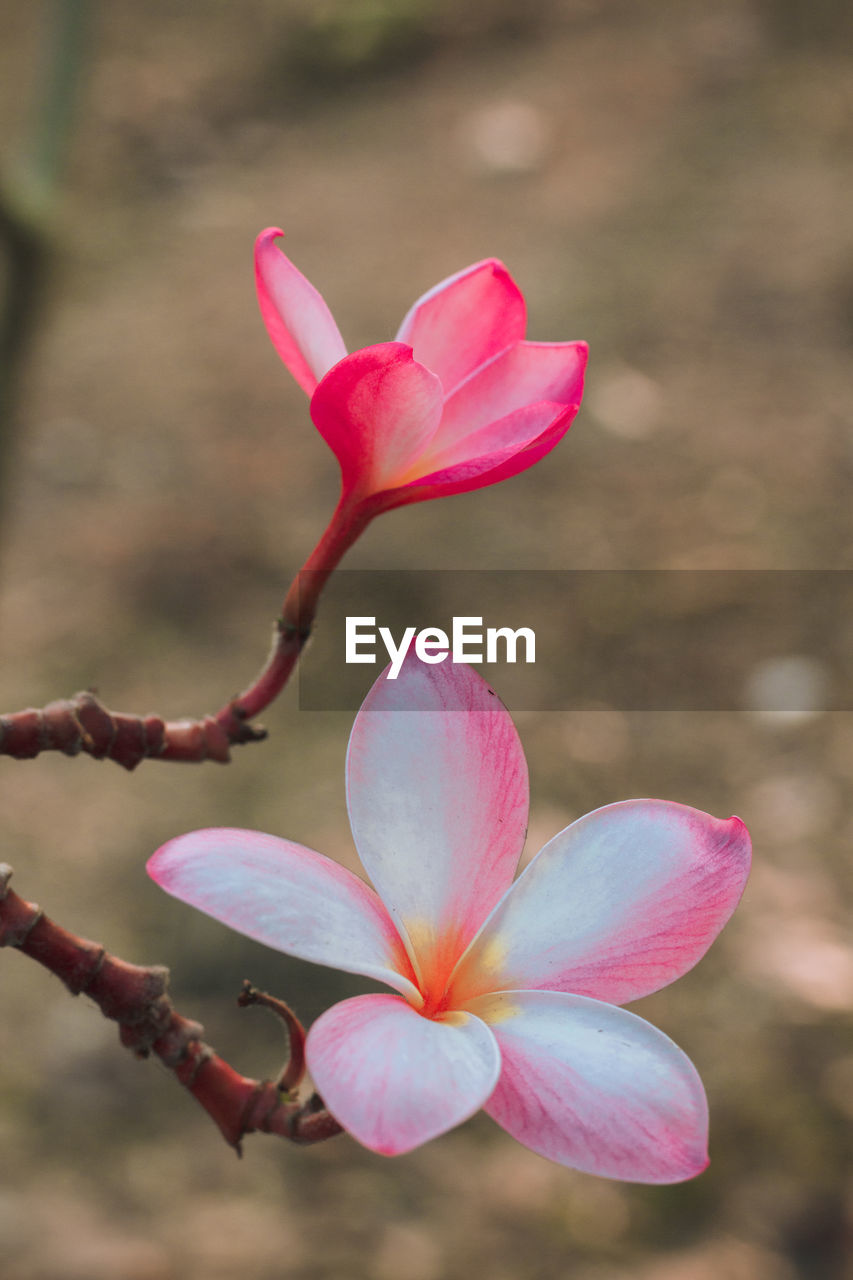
[255, 228, 587, 512]
[148, 657, 750, 1181]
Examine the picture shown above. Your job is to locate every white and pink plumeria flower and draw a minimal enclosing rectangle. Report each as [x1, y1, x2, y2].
[149, 656, 750, 1182]
[255, 229, 587, 512]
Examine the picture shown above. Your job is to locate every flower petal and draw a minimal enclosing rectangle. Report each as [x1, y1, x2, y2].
[430, 339, 588, 456]
[306, 993, 501, 1154]
[346, 655, 529, 993]
[412, 398, 578, 479]
[370, 401, 577, 512]
[310, 343, 443, 495]
[147, 828, 420, 1003]
[395, 259, 526, 396]
[255, 228, 347, 396]
[469, 990, 709, 1183]
[451, 800, 751, 1006]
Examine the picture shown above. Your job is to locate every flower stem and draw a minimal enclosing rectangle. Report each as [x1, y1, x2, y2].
[214, 493, 372, 731]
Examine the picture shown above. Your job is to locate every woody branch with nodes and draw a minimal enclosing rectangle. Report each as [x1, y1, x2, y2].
[0, 862, 341, 1150]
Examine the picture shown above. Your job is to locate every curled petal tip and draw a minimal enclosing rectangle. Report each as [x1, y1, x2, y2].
[255, 228, 347, 396]
[718, 812, 752, 858]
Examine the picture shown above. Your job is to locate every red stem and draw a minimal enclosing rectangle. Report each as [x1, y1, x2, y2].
[0, 495, 373, 769]
[212, 493, 372, 732]
[0, 863, 343, 1150]
[237, 981, 307, 1094]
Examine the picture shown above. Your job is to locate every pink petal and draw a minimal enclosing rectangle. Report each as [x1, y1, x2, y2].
[469, 990, 708, 1183]
[346, 655, 529, 995]
[395, 259, 526, 396]
[310, 343, 443, 495]
[369, 401, 577, 512]
[306, 993, 501, 1155]
[147, 828, 420, 1004]
[255, 228, 347, 396]
[429, 340, 588, 457]
[451, 801, 751, 1006]
[413, 399, 577, 479]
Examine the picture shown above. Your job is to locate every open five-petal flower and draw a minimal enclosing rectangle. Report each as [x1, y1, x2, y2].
[148, 656, 750, 1182]
[255, 229, 588, 513]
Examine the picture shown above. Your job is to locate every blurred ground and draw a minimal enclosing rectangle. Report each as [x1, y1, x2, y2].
[2, 1, 853, 1277]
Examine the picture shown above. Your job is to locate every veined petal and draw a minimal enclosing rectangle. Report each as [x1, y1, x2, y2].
[370, 402, 577, 512]
[310, 343, 443, 495]
[431, 340, 588, 456]
[451, 800, 751, 1006]
[306, 993, 501, 1155]
[469, 990, 708, 1183]
[411, 399, 577, 479]
[395, 259, 526, 397]
[346, 655, 529, 993]
[255, 228, 347, 396]
[147, 828, 420, 1004]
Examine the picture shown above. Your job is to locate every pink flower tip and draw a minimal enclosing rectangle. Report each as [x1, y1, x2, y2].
[255, 229, 588, 510]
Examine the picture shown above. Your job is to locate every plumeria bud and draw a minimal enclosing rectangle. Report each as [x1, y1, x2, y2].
[255, 228, 587, 513]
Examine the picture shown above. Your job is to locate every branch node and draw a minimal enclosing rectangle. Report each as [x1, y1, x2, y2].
[277, 616, 312, 643]
[151, 1011, 205, 1067]
[182, 1041, 214, 1089]
[64, 943, 106, 995]
[240, 1078, 284, 1139]
[232, 720, 268, 746]
[0, 873, 44, 947]
[0, 904, 43, 947]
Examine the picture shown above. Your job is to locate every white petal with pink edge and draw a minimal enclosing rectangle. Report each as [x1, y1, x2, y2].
[306, 993, 501, 1155]
[309, 343, 443, 494]
[451, 800, 751, 1006]
[431, 339, 588, 454]
[346, 655, 529, 987]
[395, 259, 526, 397]
[255, 228, 347, 396]
[469, 990, 709, 1183]
[147, 829, 421, 1004]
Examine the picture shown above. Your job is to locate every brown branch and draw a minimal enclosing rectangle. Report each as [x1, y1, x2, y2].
[0, 863, 343, 1151]
[0, 690, 258, 769]
[0, 495, 375, 769]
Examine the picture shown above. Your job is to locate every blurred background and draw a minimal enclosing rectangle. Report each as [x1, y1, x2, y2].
[1, 1, 853, 1276]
